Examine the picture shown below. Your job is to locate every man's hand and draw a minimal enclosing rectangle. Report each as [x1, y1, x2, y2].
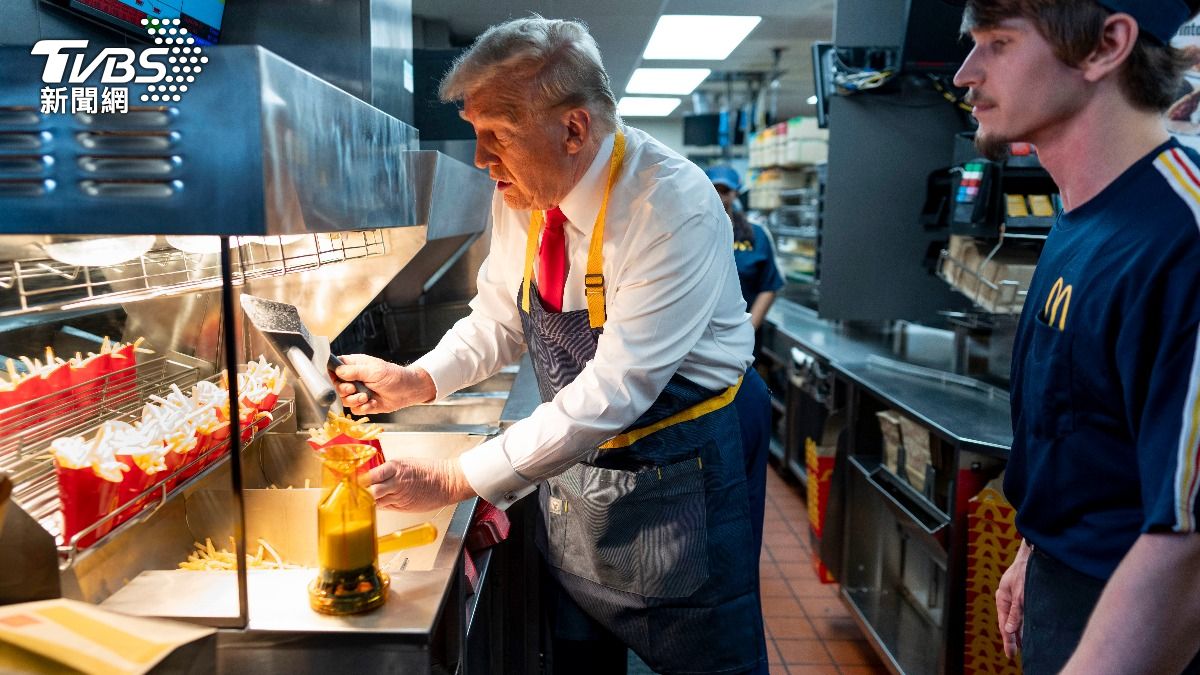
[366, 457, 476, 511]
[996, 540, 1031, 659]
[333, 354, 436, 415]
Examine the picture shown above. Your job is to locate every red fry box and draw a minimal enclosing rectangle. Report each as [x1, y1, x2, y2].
[163, 437, 198, 491]
[14, 373, 49, 433]
[179, 431, 213, 481]
[113, 455, 163, 526]
[108, 344, 138, 408]
[240, 390, 279, 415]
[40, 362, 72, 426]
[56, 461, 123, 549]
[0, 387, 21, 436]
[69, 353, 111, 413]
[200, 424, 231, 471]
[307, 433, 384, 476]
[237, 409, 272, 443]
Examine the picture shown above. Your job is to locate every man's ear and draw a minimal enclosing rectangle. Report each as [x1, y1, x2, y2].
[562, 107, 592, 155]
[1081, 12, 1138, 83]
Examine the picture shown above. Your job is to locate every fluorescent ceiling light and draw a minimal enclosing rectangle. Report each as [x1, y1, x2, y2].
[806, 95, 819, 105]
[643, 15, 762, 60]
[626, 68, 712, 95]
[617, 96, 682, 117]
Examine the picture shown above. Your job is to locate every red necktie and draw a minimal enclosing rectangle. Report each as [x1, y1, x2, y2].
[537, 207, 568, 312]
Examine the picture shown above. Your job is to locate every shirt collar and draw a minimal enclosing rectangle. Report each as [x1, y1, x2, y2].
[557, 130, 617, 235]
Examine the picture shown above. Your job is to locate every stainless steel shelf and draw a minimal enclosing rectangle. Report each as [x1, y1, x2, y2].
[0, 231, 386, 317]
[843, 586, 940, 675]
[3, 355, 294, 566]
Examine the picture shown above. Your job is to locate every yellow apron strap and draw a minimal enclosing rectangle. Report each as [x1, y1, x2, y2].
[586, 130, 625, 329]
[521, 209, 544, 314]
[521, 129, 626, 326]
[599, 376, 742, 451]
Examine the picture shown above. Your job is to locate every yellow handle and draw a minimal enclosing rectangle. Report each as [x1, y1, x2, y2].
[377, 522, 438, 553]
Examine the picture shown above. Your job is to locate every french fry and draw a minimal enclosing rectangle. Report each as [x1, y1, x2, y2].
[178, 535, 298, 570]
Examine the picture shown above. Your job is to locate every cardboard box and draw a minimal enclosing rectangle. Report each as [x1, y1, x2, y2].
[941, 235, 1037, 314]
[876, 409, 932, 492]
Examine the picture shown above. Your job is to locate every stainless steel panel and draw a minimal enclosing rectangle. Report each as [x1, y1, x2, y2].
[222, 0, 414, 125]
[0, 46, 488, 239]
[372, 393, 506, 428]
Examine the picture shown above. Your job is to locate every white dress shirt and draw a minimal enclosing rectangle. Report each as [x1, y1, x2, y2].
[413, 125, 755, 509]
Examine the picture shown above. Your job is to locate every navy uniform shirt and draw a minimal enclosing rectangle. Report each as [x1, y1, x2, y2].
[1006, 139, 1200, 579]
[734, 221, 785, 305]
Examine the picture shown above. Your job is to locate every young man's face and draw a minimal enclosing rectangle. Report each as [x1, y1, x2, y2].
[462, 93, 575, 212]
[954, 17, 1090, 159]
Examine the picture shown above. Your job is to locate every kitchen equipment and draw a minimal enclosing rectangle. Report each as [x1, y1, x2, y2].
[240, 294, 371, 408]
[308, 443, 389, 615]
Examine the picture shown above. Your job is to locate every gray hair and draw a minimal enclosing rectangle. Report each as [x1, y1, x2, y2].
[439, 15, 620, 133]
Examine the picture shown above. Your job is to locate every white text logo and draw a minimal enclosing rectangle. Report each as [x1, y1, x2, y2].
[31, 19, 207, 114]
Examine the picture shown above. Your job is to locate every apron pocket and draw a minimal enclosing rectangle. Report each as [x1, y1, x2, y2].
[547, 457, 710, 599]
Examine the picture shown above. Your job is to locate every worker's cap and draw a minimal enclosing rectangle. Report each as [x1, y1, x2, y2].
[1096, 0, 1193, 44]
[705, 165, 741, 191]
[948, 0, 1193, 45]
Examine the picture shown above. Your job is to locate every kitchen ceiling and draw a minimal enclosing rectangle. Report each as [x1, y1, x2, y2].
[412, 0, 835, 121]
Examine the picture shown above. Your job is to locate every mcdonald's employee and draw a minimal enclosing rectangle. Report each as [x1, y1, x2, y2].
[955, 1, 1200, 672]
[706, 165, 785, 349]
[333, 16, 770, 675]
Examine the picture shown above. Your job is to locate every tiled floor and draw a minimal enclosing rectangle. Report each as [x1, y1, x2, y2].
[630, 465, 888, 674]
[760, 466, 889, 675]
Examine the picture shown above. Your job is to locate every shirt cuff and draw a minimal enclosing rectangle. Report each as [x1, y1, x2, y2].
[458, 437, 537, 510]
[412, 349, 464, 402]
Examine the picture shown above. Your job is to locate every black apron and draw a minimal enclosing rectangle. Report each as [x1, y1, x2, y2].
[519, 130, 766, 674]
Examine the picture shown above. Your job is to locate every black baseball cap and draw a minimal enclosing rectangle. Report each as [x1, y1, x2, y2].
[946, 0, 1192, 44]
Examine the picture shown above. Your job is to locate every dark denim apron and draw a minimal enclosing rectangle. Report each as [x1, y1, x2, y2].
[518, 130, 766, 674]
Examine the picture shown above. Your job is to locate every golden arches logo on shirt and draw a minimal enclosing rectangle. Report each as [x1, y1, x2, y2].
[733, 239, 754, 252]
[1042, 277, 1073, 331]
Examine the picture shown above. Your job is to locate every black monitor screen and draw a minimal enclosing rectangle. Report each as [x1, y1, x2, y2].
[684, 113, 720, 147]
[683, 111, 743, 147]
[43, 0, 225, 45]
[901, 0, 971, 73]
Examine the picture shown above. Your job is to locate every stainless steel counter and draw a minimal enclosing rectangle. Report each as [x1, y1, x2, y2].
[499, 355, 541, 429]
[766, 300, 1012, 454]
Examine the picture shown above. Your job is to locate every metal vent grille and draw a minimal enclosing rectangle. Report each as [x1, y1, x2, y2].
[72, 106, 182, 199]
[0, 106, 53, 198]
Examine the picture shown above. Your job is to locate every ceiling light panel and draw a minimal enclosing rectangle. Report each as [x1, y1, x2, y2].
[626, 68, 712, 95]
[617, 96, 682, 117]
[643, 15, 762, 61]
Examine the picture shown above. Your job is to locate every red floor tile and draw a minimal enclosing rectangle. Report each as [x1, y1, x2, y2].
[775, 639, 833, 665]
[785, 665, 841, 675]
[823, 640, 880, 666]
[800, 596, 851, 620]
[755, 465, 880, 675]
[760, 577, 795, 598]
[787, 576, 837, 598]
[766, 533, 804, 549]
[760, 561, 783, 579]
[809, 614, 866, 641]
[767, 544, 809, 564]
[837, 666, 891, 675]
[762, 595, 804, 618]
[766, 640, 784, 665]
[767, 615, 818, 639]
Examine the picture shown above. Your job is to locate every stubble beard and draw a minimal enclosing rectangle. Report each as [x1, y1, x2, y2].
[974, 129, 1011, 162]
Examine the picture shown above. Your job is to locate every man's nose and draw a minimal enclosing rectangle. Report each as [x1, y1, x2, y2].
[474, 143, 495, 170]
[953, 46, 982, 89]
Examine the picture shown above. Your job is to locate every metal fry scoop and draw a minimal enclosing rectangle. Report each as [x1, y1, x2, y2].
[239, 293, 369, 408]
